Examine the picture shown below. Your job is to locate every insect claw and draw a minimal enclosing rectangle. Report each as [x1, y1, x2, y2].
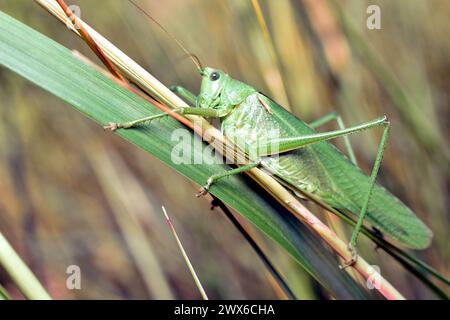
[339, 243, 358, 270]
[196, 178, 214, 197]
[195, 187, 208, 197]
[104, 122, 119, 131]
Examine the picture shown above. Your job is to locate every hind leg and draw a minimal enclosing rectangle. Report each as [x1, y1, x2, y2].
[309, 112, 357, 165]
[341, 122, 390, 268]
[260, 116, 391, 268]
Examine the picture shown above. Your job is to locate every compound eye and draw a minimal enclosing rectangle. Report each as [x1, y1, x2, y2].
[210, 71, 220, 81]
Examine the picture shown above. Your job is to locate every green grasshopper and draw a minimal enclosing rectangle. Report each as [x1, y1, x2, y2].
[105, 66, 432, 266]
[106, 1, 432, 267]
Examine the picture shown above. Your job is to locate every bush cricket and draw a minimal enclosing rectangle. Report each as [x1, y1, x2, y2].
[105, 1, 432, 268]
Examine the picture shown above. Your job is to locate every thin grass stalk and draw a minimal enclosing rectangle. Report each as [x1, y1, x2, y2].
[0, 233, 51, 300]
[162, 207, 208, 300]
[35, 0, 405, 299]
[250, 0, 291, 110]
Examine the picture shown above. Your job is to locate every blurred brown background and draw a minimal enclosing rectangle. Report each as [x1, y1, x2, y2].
[0, 0, 449, 299]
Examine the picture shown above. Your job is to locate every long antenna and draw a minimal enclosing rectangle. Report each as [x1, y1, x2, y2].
[128, 0, 203, 72]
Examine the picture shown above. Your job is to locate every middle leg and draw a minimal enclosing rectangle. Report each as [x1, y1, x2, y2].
[170, 85, 197, 105]
[196, 161, 261, 197]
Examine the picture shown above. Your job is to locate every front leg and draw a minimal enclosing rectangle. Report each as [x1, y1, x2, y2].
[103, 110, 177, 131]
[104, 107, 230, 131]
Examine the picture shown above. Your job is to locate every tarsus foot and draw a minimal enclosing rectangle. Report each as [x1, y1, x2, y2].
[196, 177, 214, 197]
[339, 243, 358, 270]
[103, 122, 120, 132]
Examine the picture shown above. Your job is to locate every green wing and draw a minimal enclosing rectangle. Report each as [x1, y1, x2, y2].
[258, 94, 433, 249]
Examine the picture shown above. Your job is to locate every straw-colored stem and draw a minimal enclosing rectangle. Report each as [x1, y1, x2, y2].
[35, 0, 405, 300]
[0, 233, 51, 300]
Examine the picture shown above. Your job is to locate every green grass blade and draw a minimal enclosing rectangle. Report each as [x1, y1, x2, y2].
[0, 11, 369, 299]
[0, 284, 12, 300]
[0, 233, 51, 300]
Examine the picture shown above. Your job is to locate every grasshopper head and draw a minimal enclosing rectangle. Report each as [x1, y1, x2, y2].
[197, 67, 228, 109]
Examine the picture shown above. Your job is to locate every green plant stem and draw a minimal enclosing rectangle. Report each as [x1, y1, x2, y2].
[0, 233, 51, 300]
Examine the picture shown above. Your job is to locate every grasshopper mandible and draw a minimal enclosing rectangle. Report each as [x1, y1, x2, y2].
[105, 2, 432, 267]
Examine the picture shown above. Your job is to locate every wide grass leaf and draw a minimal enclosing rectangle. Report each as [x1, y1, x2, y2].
[0, 11, 369, 299]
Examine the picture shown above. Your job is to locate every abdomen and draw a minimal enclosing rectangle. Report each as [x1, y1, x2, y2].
[221, 93, 432, 249]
